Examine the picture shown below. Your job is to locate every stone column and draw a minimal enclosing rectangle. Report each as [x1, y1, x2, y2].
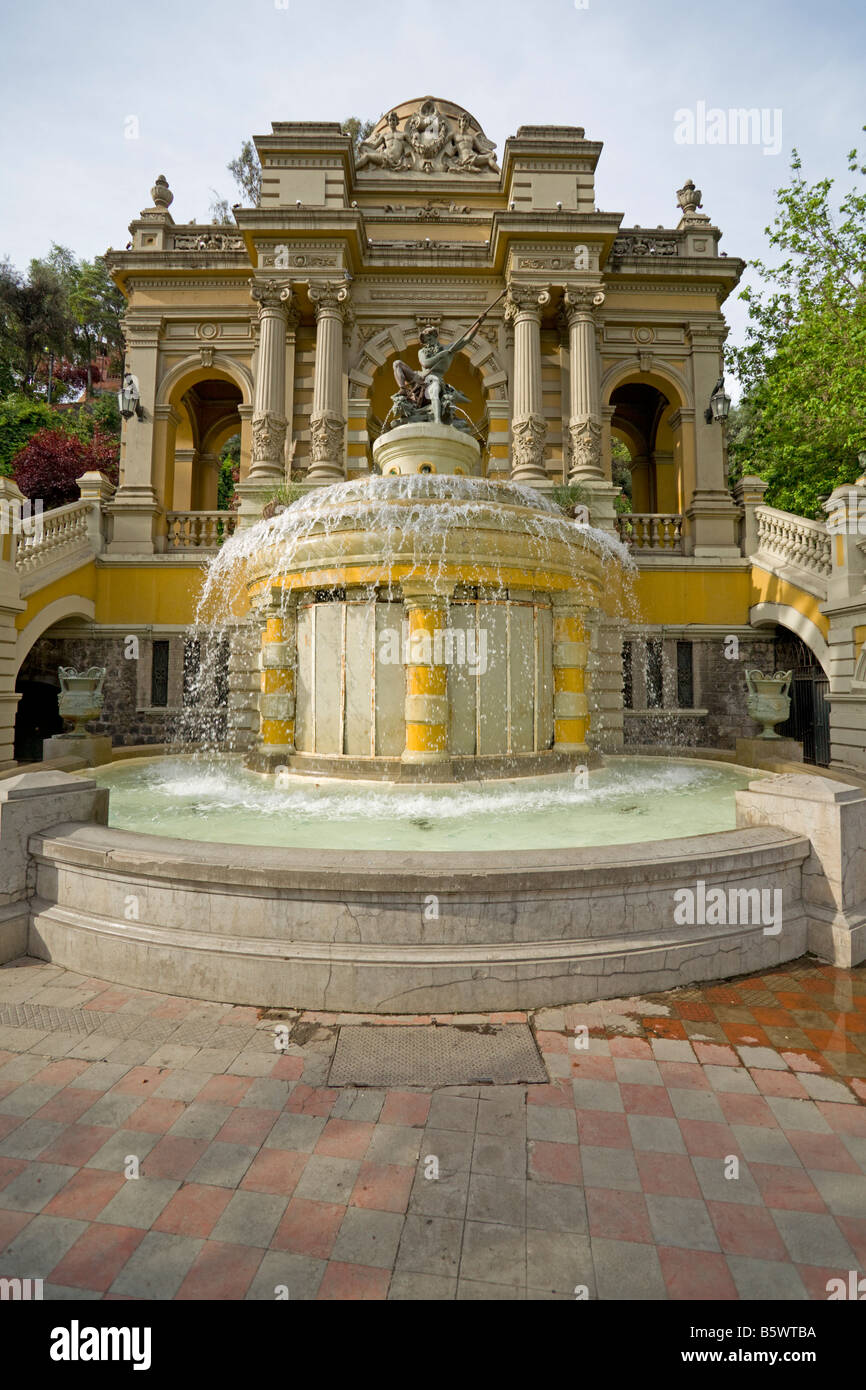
[685, 324, 741, 556]
[564, 287, 605, 483]
[0, 478, 25, 769]
[226, 622, 261, 754]
[552, 598, 590, 754]
[107, 315, 163, 554]
[257, 590, 297, 763]
[401, 581, 451, 765]
[75, 472, 114, 556]
[505, 284, 551, 486]
[732, 475, 769, 558]
[306, 282, 350, 486]
[586, 610, 626, 754]
[236, 281, 293, 526]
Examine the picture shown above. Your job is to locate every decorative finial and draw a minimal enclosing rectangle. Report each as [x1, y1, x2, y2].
[150, 174, 174, 210]
[677, 178, 703, 217]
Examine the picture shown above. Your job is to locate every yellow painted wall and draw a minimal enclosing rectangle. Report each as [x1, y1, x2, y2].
[634, 569, 752, 626]
[749, 566, 830, 639]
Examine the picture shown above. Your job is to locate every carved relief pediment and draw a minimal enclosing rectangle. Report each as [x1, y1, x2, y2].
[356, 97, 500, 177]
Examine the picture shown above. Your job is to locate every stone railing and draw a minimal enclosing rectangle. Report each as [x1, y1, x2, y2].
[14, 499, 91, 579]
[616, 513, 685, 554]
[165, 511, 239, 551]
[754, 506, 832, 583]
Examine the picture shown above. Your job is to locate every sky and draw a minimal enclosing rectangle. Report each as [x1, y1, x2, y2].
[1, 0, 864, 365]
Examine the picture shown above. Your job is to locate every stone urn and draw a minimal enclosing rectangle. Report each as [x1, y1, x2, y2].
[57, 667, 106, 738]
[745, 669, 793, 739]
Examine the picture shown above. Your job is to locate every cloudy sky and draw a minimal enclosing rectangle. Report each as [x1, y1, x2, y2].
[1, 0, 863, 358]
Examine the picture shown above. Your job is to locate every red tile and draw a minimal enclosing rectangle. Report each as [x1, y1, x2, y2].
[379, 1091, 431, 1127]
[751, 1007, 796, 1028]
[316, 1262, 390, 1300]
[658, 1246, 738, 1300]
[285, 1085, 337, 1117]
[0, 1209, 33, 1247]
[851, 1079, 866, 1103]
[31, 1059, 90, 1087]
[152, 1183, 233, 1238]
[678, 1119, 742, 1160]
[529, 1140, 583, 1185]
[141, 1136, 209, 1181]
[780, 1050, 829, 1074]
[176, 1241, 262, 1300]
[748, 1069, 809, 1099]
[805, 1028, 858, 1053]
[35, 1088, 102, 1124]
[707, 1201, 789, 1259]
[693, 1042, 739, 1067]
[0, 1156, 27, 1190]
[240, 1149, 308, 1197]
[272, 1197, 345, 1258]
[750, 1164, 827, 1213]
[715, 1093, 778, 1128]
[609, 1036, 653, 1059]
[704, 987, 743, 1005]
[49, 1223, 144, 1292]
[576, 1110, 632, 1149]
[196, 1074, 253, 1105]
[586, 1188, 652, 1243]
[536, 1030, 569, 1055]
[836, 1217, 866, 1268]
[786, 1131, 861, 1173]
[270, 1055, 305, 1081]
[0, 1114, 23, 1140]
[570, 1054, 617, 1080]
[126, 1098, 186, 1134]
[658, 1061, 710, 1091]
[216, 1107, 279, 1146]
[620, 1084, 675, 1117]
[526, 1083, 573, 1109]
[815, 1102, 866, 1136]
[795, 1263, 854, 1300]
[721, 1022, 771, 1048]
[636, 1152, 700, 1198]
[350, 1162, 414, 1213]
[643, 1018, 688, 1040]
[109, 1066, 165, 1095]
[315, 1119, 375, 1160]
[43, 1169, 124, 1220]
[37, 1124, 113, 1166]
[676, 1003, 715, 1023]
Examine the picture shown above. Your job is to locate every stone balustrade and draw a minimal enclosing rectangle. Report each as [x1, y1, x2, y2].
[14, 499, 91, 578]
[616, 513, 685, 554]
[755, 505, 832, 583]
[165, 511, 239, 550]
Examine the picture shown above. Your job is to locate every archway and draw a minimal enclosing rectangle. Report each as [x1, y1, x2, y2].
[603, 363, 691, 516]
[154, 359, 252, 513]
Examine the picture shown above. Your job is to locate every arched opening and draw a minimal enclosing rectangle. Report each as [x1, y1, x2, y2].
[609, 381, 679, 514]
[772, 625, 830, 766]
[172, 378, 244, 511]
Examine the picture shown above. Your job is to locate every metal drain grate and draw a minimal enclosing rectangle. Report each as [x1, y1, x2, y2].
[328, 1024, 548, 1088]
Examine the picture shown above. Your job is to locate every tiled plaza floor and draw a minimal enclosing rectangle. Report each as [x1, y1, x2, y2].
[0, 954, 864, 1300]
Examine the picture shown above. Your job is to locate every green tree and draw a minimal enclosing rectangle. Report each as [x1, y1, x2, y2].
[728, 130, 866, 517]
[217, 434, 241, 511]
[228, 140, 262, 206]
[341, 116, 377, 150]
[0, 255, 72, 394]
[67, 255, 126, 396]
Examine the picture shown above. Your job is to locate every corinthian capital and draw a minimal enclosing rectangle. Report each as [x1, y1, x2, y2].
[249, 278, 294, 314]
[308, 280, 351, 316]
[505, 283, 551, 322]
[563, 286, 606, 321]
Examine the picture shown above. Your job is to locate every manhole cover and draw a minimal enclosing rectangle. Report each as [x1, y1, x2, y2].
[328, 1024, 548, 1088]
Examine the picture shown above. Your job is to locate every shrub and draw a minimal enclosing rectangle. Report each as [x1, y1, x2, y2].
[12, 425, 118, 509]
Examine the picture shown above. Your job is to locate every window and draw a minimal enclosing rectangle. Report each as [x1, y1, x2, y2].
[183, 639, 201, 707]
[646, 638, 664, 709]
[151, 640, 170, 708]
[676, 641, 694, 709]
[623, 641, 633, 709]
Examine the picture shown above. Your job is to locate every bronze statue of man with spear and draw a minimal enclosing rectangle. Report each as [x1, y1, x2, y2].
[389, 289, 507, 432]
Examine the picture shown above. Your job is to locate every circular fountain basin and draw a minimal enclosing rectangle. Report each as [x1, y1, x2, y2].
[87, 755, 753, 851]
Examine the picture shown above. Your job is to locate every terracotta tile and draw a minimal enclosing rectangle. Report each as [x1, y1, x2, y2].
[620, 1084, 675, 1117]
[152, 1183, 233, 1238]
[379, 1091, 431, 1127]
[127, 1098, 187, 1134]
[815, 1102, 866, 1136]
[316, 1262, 390, 1300]
[836, 1217, 866, 1268]
[0, 1155, 28, 1190]
[270, 1055, 305, 1081]
[715, 1093, 778, 1128]
[795, 1263, 853, 1300]
[694, 1042, 739, 1067]
[748, 1069, 809, 1099]
[721, 1022, 771, 1048]
[31, 1059, 90, 1087]
[678, 1119, 742, 1160]
[643, 1018, 687, 1041]
[49, 1223, 144, 1292]
[351, 1162, 414, 1214]
[751, 1007, 796, 1028]
[658, 1246, 738, 1300]
[272, 1197, 345, 1258]
[536, 1030, 569, 1054]
[785, 1131, 861, 1173]
[142, 1136, 209, 1181]
[37, 1124, 114, 1166]
[657, 1061, 710, 1091]
[216, 1107, 280, 1146]
[750, 1164, 827, 1213]
[285, 1085, 337, 1117]
[196, 1074, 253, 1105]
[110, 1066, 165, 1095]
[708, 1201, 788, 1259]
[675, 1003, 715, 1023]
[586, 1188, 652, 1243]
[176, 1240, 262, 1299]
[608, 1036, 653, 1059]
[35, 1088, 102, 1124]
[636, 1151, 700, 1198]
[43, 1169, 124, 1220]
[240, 1149, 308, 1197]
[315, 1119, 376, 1160]
[576, 1111, 632, 1148]
[529, 1140, 582, 1185]
[570, 1054, 617, 1080]
[780, 1050, 830, 1074]
[0, 1113, 24, 1141]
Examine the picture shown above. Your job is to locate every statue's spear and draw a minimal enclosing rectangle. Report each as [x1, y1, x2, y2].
[461, 287, 509, 340]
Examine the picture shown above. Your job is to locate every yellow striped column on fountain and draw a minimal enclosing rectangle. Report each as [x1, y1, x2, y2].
[553, 599, 590, 754]
[259, 590, 296, 754]
[401, 581, 452, 765]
